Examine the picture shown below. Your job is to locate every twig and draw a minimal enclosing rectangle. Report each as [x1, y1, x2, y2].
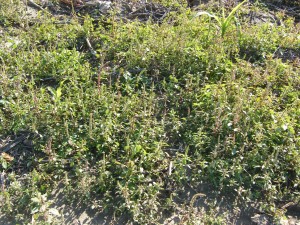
[190, 193, 206, 208]
[281, 201, 297, 210]
[85, 37, 96, 56]
[168, 161, 173, 176]
[0, 172, 5, 191]
[27, 0, 51, 15]
[0, 135, 28, 153]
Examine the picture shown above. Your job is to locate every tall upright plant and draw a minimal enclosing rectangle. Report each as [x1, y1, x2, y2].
[195, 0, 248, 37]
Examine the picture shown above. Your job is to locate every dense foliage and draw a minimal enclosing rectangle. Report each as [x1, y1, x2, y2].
[0, 0, 299, 224]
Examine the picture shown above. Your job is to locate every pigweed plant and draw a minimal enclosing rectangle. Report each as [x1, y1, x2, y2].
[0, 0, 300, 224]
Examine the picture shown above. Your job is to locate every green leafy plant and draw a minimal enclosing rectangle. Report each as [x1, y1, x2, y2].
[1, 0, 300, 224]
[195, 0, 248, 37]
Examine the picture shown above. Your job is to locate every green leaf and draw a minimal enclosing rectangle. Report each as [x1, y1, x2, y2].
[1, 160, 7, 169]
[194, 11, 221, 26]
[225, 0, 248, 23]
[56, 87, 62, 99]
[31, 206, 39, 214]
[31, 197, 40, 203]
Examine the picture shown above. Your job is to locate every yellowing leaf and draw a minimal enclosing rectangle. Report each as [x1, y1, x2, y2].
[1, 152, 14, 162]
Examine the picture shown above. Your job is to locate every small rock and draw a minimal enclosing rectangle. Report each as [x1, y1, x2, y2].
[287, 216, 300, 225]
[84, 0, 112, 14]
[279, 218, 289, 225]
[251, 214, 270, 225]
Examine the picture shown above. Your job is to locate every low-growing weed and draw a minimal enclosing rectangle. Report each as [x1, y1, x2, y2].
[0, 0, 299, 224]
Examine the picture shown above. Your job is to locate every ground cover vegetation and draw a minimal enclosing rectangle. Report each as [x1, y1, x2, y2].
[0, 0, 299, 224]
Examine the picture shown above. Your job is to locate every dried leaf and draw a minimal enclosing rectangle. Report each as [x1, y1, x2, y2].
[1, 152, 14, 162]
[49, 208, 61, 217]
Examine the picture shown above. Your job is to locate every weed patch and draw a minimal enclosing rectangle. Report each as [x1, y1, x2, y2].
[0, 0, 300, 224]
